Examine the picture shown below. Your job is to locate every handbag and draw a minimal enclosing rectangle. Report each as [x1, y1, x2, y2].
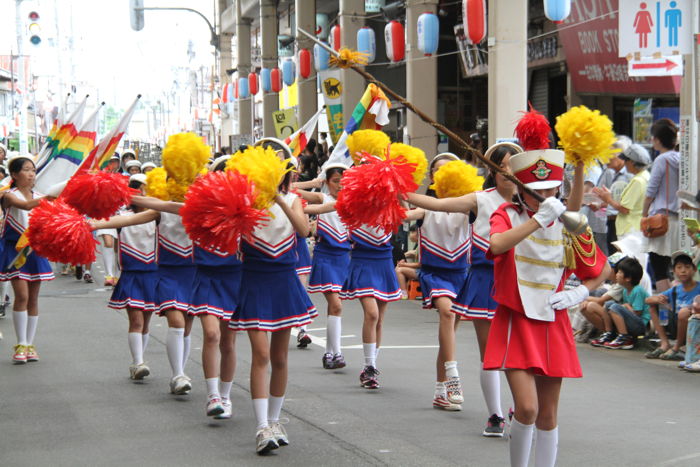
[641, 161, 669, 238]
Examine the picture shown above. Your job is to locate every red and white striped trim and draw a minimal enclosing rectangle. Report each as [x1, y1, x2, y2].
[307, 282, 343, 293]
[108, 298, 158, 312]
[0, 270, 54, 282]
[421, 289, 458, 309]
[340, 287, 402, 302]
[228, 307, 318, 332]
[451, 302, 495, 320]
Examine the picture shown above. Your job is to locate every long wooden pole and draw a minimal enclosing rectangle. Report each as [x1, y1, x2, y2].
[296, 28, 545, 202]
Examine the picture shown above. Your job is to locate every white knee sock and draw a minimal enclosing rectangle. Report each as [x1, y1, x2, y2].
[182, 335, 191, 372]
[252, 398, 269, 430]
[444, 361, 459, 379]
[434, 381, 446, 398]
[26, 316, 38, 345]
[510, 418, 535, 467]
[128, 332, 144, 365]
[13, 311, 28, 345]
[142, 333, 150, 353]
[327, 316, 341, 355]
[166, 327, 185, 377]
[480, 368, 503, 417]
[101, 245, 115, 277]
[534, 427, 559, 467]
[206, 377, 220, 399]
[268, 395, 285, 423]
[220, 380, 233, 401]
[363, 342, 376, 367]
[1, 281, 10, 301]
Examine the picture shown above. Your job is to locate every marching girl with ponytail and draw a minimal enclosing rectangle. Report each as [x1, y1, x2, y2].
[407, 143, 521, 435]
[227, 141, 317, 455]
[298, 163, 350, 370]
[1, 155, 54, 363]
[91, 174, 158, 380]
[404, 153, 473, 413]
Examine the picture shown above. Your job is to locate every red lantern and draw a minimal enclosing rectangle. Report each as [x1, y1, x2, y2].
[248, 72, 258, 95]
[298, 48, 311, 79]
[234, 78, 239, 99]
[384, 20, 405, 62]
[270, 68, 283, 93]
[463, 0, 486, 45]
[330, 24, 341, 52]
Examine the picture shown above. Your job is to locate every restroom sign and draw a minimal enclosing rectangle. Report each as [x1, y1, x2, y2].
[619, 0, 691, 57]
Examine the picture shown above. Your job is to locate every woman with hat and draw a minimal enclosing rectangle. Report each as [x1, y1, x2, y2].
[484, 145, 610, 466]
[125, 160, 142, 175]
[406, 144, 521, 436]
[1, 155, 55, 364]
[593, 143, 651, 241]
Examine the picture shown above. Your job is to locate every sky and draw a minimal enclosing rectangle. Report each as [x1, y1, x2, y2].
[1, 0, 217, 112]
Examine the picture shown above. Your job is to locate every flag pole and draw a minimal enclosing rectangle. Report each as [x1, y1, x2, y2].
[297, 28, 588, 233]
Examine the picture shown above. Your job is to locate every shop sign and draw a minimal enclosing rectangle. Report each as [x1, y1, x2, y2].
[557, 0, 680, 94]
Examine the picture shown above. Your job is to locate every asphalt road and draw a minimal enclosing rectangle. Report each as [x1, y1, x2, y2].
[0, 266, 698, 467]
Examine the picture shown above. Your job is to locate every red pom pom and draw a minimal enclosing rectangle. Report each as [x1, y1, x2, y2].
[180, 171, 267, 254]
[27, 200, 97, 265]
[335, 156, 418, 233]
[514, 105, 551, 151]
[62, 171, 134, 219]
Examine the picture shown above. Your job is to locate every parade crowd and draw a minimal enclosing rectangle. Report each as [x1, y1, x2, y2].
[0, 112, 697, 467]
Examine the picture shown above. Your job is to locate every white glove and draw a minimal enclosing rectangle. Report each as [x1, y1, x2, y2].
[548, 284, 589, 310]
[533, 197, 566, 228]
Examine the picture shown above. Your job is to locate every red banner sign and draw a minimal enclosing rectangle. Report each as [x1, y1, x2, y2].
[557, 0, 680, 95]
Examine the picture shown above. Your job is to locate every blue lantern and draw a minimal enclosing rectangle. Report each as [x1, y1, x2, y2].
[543, 0, 571, 22]
[417, 12, 439, 56]
[282, 59, 296, 86]
[356, 27, 376, 63]
[261, 68, 272, 93]
[238, 77, 249, 99]
[316, 13, 329, 40]
[314, 43, 330, 71]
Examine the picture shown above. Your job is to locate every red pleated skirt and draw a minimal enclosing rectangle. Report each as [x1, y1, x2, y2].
[483, 304, 582, 378]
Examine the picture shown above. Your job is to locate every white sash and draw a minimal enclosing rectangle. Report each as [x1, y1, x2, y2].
[508, 208, 566, 322]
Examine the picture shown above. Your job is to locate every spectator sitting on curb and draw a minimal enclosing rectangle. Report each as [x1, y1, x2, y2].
[589, 257, 649, 350]
[681, 296, 700, 372]
[579, 252, 626, 328]
[644, 251, 700, 360]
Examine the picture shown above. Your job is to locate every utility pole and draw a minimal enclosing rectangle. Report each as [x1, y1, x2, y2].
[15, 0, 28, 154]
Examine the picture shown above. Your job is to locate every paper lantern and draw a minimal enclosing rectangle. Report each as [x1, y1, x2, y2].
[384, 20, 405, 62]
[282, 59, 295, 86]
[271, 67, 283, 93]
[261, 68, 271, 93]
[316, 13, 329, 39]
[462, 0, 486, 45]
[544, 0, 571, 23]
[314, 43, 330, 72]
[222, 82, 230, 103]
[357, 27, 376, 63]
[234, 79, 239, 99]
[417, 12, 439, 56]
[330, 24, 341, 52]
[238, 77, 249, 99]
[248, 72, 258, 95]
[298, 48, 311, 79]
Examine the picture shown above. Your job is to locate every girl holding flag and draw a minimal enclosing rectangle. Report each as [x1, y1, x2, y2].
[1, 155, 55, 364]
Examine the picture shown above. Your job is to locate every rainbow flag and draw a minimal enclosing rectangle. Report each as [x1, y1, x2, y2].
[34, 104, 102, 193]
[322, 84, 391, 171]
[37, 95, 88, 173]
[284, 106, 325, 158]
[80, 95, 141, 173]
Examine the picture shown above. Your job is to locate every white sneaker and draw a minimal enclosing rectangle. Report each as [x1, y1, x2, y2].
[432, 394, 462, 411]
[170, 375, 192, 395]
[445, 376, 464, 404]
[269, 419, 289, 446]
[684, 361, 700, 372]
[255, 426, 279, 454]
[206, 397, 224, 417]
[129, 363, 150, 380]
[214, 399, 232, 419]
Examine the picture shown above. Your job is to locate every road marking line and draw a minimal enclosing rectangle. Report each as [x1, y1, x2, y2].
[341, 345, 439, 350]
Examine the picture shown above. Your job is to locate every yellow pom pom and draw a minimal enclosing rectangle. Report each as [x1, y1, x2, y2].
[346, 130, 390, 165]
[389, 143, 428, 185]
[554, 106, 618, 170]
[225, 145, 291, 209]
[162, 132, 211, 185]
[429, 160, 484, 199]
[145, 167, 169, 201]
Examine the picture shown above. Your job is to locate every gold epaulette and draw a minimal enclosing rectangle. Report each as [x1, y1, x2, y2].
[563, 226, 597, 269]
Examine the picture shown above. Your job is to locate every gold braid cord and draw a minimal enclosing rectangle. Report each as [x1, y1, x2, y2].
[563, 227, 597, 269]
[329, 48, 369, 68]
